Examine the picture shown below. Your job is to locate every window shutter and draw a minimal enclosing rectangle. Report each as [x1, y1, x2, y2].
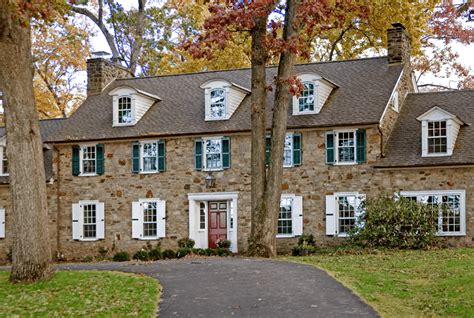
[72, 145, 80, 176]
[293, 133, 302, 166]
[292, 196, 303, 236]
[356, 129, 366, 164]
[356, 194, 366, 229]
[222, 137, 231, 169]
[194, 139, 203, 171]
[0, 208, 5, 239]
[157, 140, 166, 172]
[325, 132, 335, 165]
[131, 201, 143, 239]
[157, 200, 166, 238]
[96, 144, 105, 175]
[265, 135, 271, 165]
[132, 142, 141, 173]
[96, 202, 105, 240]
[325, 195, 336, 235]
[72, 203, 83, 240]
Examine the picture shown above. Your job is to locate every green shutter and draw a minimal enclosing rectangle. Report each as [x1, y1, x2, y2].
[72, 145, 80, 176]
[325, 131, 335, 165]
[195, 139, 203, 171]
[293, 133, 302, 166]
[96, 144, 104, 175]
[132, 142, 140, 173]
[265, 135, 271, 165]
[158, 140, 166, 172]
[356, 129, 366, 164]
[222, 137, 231, 169]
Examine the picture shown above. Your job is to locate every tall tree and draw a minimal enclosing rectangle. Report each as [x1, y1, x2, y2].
[33, 14, 91, 118]
[188, 0, 369, 257]
[0, 0, 61, 282]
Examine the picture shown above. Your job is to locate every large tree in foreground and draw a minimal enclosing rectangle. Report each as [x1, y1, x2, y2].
[188, 0, 369, 257]
[0, 0, 57, 282]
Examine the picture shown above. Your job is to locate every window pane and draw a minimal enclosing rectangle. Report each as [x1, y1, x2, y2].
[210, 89, 225, 118]
[427, 121, 447, 154]
[283, 134, 293, 166]
[298, 82, 315, 112]
[338, 195, 356, 234]
[143, 201, 158, 237]
[441, 195, 461, 233]
[142, 142, 158, 172]
[278, 198, 293, 235]
[337, 132, 355, 162]
[82, 146, 96, 174]
[199, 202, 206, 230]
[83, 204, 97, 238]
[205, 139, 222, 169]
[1, 147, 7, 175]
[118, 97, 133, 123]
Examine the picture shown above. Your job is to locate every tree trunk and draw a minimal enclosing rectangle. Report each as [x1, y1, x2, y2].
[248, 0, 299, 257]
[0, 1, 53, 282]
[129, 0, 147, 75]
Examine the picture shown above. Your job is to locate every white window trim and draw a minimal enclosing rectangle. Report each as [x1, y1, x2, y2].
[79, 144, 98, 176]
[202, 136, 224, 172]
[277, 194, 295, 238]
[293, 80, 320, 115]
[74, 200, 103, 242]
[208, 88, 228, 120]
[139, 198, 160, 240]
[198, 201, 208, 233]
[139, 140, 159, 174]
[0, 146, 8, 176]
[283, 133, 294, 168]
[334, 129, 358, 165]
[113, 94, 136, 127]
[330, 192, 365, 238]
[421, 120, 451, 157]
[399, 190, 466, 236]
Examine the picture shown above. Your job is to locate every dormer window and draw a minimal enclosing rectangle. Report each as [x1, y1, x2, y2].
[210, 88, 226, 118]
[299, 82, 315, 112]
[417, 106, 464, 157]
[118, 96, 133, 124]
[427, 121, 447, 154]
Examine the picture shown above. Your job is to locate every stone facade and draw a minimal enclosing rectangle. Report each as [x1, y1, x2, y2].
[86, 58, 132, 95]
[387, 23, 411, 66]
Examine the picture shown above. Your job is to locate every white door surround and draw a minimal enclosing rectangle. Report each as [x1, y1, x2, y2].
[188, 192, 238, 253]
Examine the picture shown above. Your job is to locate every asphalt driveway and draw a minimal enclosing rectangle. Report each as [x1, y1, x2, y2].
[58, 257, 378, 317]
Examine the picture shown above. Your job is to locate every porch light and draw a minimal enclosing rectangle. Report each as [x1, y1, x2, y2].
[205, 173, 216, 188]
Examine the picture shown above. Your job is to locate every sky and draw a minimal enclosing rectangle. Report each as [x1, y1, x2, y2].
[87, 1, 473, 89]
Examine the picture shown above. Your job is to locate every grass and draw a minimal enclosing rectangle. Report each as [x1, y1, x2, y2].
[0, 270, 161, 317]
[285, 247, 474, 318]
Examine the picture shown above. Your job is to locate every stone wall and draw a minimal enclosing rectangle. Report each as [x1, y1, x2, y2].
[87, 58, 132, 95]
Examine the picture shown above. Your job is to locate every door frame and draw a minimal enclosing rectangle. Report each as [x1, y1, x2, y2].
[188, 192, 238, 253]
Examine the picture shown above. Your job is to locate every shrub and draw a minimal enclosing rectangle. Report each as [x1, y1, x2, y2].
[192, 248, 206, 256]
[204, 248, 217, 256]
[82, 255, 94, 262]
[176, 247, 191, 258]
[148, 248, 162, 261]
[98, 246, 108, 257]
[113, 251, 130, 262]
[133, 250, 149, 261]
[297, 234, 316, 247]
[349, 195, 439, 249]
[162, 249, 176, 259]
[177, 238, 195, 249]
[216, 248, 231, 256]
[292, 245, 317, 256]
[217, 239, 232, 249]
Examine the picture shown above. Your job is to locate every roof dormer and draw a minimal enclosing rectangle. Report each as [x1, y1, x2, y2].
[200, 79, 249, 121]
[109, 86, 161, 127]
[417, 106, 465, 157]
[292, 73, 337, 116]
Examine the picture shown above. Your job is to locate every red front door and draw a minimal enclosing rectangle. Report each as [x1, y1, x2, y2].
[208, 201, 227, 248]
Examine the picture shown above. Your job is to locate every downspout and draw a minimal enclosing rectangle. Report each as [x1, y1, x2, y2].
[53, 144, 62, 260]
[377, 124, 385, 158]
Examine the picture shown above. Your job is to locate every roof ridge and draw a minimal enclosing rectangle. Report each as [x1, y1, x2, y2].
[409, 89, 474, 96]
[115, 56, 389, 81]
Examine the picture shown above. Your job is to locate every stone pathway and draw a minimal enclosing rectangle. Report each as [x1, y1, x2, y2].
[57, 257, 378, 317]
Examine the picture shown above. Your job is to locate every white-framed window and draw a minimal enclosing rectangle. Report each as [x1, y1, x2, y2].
[266, 133, 302, 167]
[205, 138, 222, 170]
[399, 190, 466, 236]
[336, 131, 356, 164]
[199, 202, 206, 230]
[132, 198, 166, 240]
[277, 194, 303, 238]
[283, 134, 294, 167]
[72, 200, 105, 241]
[118, 96, 133, 124]
[81, 145, 97, 175]
[298, 82, 315, 112]
[0, 208, 5, 239]
[0, 146, 8, 176]
[210, 88, 226, 119]
[142, 141, 158, 172]
[132, 140, 165, 174]
[326, 192, 365, 237]
[427, 121, 447, 154]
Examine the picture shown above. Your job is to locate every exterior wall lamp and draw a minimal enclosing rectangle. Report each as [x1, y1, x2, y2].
[205, 173, 216, 188]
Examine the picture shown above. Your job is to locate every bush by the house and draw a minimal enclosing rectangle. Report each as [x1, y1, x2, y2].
[176, 247, 191, 258]
[113, 251, 130, 262]
[217, 239, 231, 249]
[98, 246, 108, 257]
[292, 234, 318, 256]
[162, 249, 176, 259]
[133, 250, 149, 261]
[349, 195, 438, 249]
[177, 238, 195, 249]
[216, 248, 231, 256]
[148, 248, 162, 261]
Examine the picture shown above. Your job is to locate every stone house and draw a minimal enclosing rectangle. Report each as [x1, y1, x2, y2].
[0, 23, 473, 261]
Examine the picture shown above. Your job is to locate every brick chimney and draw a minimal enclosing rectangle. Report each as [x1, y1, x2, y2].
[86, 58, 132, 95]
[387, 22, 411, 65]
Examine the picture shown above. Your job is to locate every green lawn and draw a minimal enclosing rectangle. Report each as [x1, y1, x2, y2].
[0, 270, 160, 317]
[286, 248, 474, 318]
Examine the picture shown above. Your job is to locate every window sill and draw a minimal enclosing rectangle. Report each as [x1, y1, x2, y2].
[333, 162, 357, 166]
[203, 168, 224, 172]
[0, 173, 9, 177]
[293, 111, 318, 116]
[422, 153, 452, 158]
[140, 171, 159, 175]
[436, 232, 465, 237]
[113, 123, 136, 127]
[276, 234, 296, 238]
[79, 173, 98, 177]
[138, 237, 160, 240]
[204, 117, 230, 121]
[77, 238, 100, 242]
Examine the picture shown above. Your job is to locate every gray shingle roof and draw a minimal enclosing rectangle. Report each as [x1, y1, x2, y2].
[50, 56, 403, 142]
[376, 90, 474, 168]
